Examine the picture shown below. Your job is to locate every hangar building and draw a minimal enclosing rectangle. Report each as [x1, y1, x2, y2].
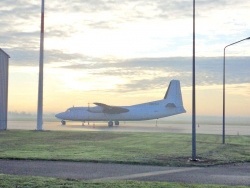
[0, 48, 10, 130]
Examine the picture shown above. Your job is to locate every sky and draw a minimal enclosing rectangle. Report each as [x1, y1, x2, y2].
[0, 0, 250, 117]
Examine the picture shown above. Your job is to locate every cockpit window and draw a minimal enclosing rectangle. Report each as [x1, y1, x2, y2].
[66, 109, 71, 113]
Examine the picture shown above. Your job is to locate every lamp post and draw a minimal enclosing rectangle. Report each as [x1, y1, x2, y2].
[222, 37, 250, 144]
[191, 0, 197, 160]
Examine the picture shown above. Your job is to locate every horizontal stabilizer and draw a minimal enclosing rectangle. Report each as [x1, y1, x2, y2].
[165, 103, 176, 108]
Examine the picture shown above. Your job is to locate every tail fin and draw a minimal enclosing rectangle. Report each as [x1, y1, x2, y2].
[164, 80, 184, 108]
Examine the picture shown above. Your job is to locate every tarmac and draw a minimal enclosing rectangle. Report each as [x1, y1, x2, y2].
[0, 159, 250, 186]
[7, 120, 250, 135]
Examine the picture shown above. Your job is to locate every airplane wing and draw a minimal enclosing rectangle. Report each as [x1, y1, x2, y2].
[94, 102, 129, 114]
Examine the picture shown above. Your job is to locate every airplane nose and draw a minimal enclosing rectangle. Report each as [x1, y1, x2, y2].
[55, 112, 63, 119]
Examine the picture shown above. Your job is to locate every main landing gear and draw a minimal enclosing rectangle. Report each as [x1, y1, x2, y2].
[108, 120, 119, 127]
[61, 120, 66, 126]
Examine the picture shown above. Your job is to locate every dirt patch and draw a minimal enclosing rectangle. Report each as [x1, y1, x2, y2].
[155, 155, 221, 166]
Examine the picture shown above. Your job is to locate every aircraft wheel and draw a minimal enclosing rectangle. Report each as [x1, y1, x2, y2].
[108, 121, 113, 127]
[115, 120, 119, 126]
[61, 120, 66, 126]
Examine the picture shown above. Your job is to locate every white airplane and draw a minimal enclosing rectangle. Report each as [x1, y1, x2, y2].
[55, 80, 186, 127]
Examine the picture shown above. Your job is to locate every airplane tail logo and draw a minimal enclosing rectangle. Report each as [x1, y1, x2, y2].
[164, 80, 185, 112]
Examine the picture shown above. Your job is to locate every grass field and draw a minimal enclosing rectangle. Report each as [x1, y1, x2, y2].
[0, 130, 249, 166]
[1, 130, 250, 187]
[1, 174, 250, 188]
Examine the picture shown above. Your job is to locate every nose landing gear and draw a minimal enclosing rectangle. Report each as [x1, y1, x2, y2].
[61, 120, 66, 126]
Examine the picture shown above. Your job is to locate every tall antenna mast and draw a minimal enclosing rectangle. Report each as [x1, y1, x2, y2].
[37, 0, 45, 130]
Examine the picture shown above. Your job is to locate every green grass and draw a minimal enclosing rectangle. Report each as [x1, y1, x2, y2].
[0, 174, 249, 188]
[0, 130, 249, 166]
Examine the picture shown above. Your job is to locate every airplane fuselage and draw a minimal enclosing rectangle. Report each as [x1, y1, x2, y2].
[55, 80, 186, 127]
[56, 99, 185, 122]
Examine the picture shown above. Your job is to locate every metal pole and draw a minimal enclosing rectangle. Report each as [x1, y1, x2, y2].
[37, 0, 45, 131]
[222, 48, 225, 144]
[222, 37, 250, 144]
[192, 0, 196, 160]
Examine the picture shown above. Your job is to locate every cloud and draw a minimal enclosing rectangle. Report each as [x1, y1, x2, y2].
[1, 1, 250, 73]
[47, 56, 250, 92]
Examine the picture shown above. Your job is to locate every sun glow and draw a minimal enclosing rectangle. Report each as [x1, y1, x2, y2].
[3, 1, 250, 116]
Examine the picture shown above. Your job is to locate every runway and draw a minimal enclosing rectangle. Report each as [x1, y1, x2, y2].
[7, 120, 250, 135]
[0, 160, 249, 186]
